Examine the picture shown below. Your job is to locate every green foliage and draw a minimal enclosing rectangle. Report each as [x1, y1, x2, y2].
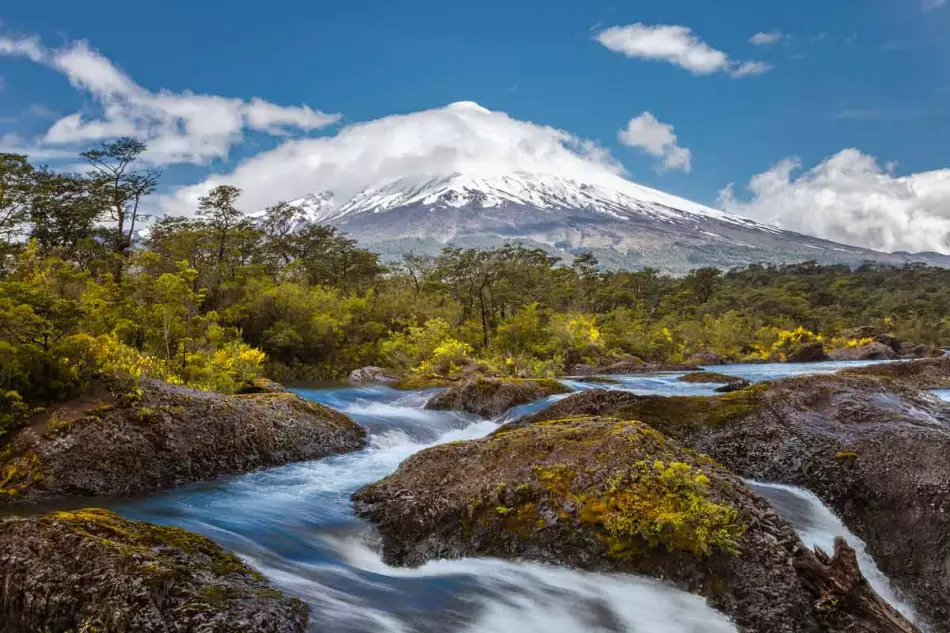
[2, 142, 950, 418]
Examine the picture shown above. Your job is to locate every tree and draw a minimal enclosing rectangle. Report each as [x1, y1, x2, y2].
[82, 138, 160, 261]
[28, 170, 103, 265]
[0, 154, 35, 252]
[196, 185, 245, 265]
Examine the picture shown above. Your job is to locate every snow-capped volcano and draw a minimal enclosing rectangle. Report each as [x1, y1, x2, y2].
[276, 169, 950, 272]
[168, 100, 947, 272]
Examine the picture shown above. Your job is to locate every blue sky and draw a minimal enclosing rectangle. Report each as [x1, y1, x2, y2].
[1, 0, 949, 252]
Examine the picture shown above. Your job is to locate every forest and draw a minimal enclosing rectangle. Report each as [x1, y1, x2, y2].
[3, 139, 950, 433]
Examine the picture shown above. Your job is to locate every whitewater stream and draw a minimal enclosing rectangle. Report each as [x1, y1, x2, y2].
[63, 361, 925, 631]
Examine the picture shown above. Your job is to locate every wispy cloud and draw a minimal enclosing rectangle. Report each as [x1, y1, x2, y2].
[595, 23, 773, 79]
[26, 103, 58, 119]
[749, 32, 784, 46]
[0, 32, 341, 166]
[922, 0, 947, 11]
[617, 112, 692, 173]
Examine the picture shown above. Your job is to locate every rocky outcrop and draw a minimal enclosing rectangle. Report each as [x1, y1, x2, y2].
[787, 341, 828, 363]
[690, 350, 725, 365]
[0, 508, 308, 632]
[235, 377, 288, 394]
[827, 342, 897, 361]
[899, 343, 944, 359]
[843, 356, 950, 389]
[0, 378, 366, 503]
[348, 366, 398, 385]
[424, 377, 569, 418]
[354, 416, 917, 633]
[571, 376, 622, 385]
[515, 372, 950, 631]
[572, 359, 702, 375]
[838, 327, 942, 359]
[715, 379, 753, 393]
[678, 371, 744, 384]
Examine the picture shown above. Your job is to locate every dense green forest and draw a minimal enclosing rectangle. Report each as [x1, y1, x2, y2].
[3, 139, 950, 431]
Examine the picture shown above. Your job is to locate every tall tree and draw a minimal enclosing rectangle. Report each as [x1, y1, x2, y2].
[81, 138, 160, 261]
[0, 154, 35, 253]
[28, 169, 102, 265]
[196, 185, 245, 265]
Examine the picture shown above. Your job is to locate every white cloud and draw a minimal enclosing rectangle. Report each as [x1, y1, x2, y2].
[749, 32, 783, 46]
[731, 61, 774, 78]
[0, 33, 341, 165]
[161, 101, 632, 215]
[719, 149, 950, 254]
[595, 23, 773, 78]
[923, 0, 947, 11]
[617, 112, 692, 173]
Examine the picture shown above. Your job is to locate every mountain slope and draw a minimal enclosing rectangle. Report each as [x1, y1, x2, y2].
[275, 170, 949, 273]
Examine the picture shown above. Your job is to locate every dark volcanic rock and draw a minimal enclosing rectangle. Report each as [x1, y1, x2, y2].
[827, 342, 897, 361]
[573, 359, 702, 375]
[354, 416, 916, 633]
[898, 343, 945, 359]
[571, 376, 623, 385]
[0, 378, 366, 503]
[787, 341, 828, 363]
[516, 372, 950, 630]
[678, 371, 744, 384]
[235, 377, 288, 394]
[0, 508, 308, 633]
[424, 377, 569, 418]
[843, 356, 950, 389]
[690, 350, 725, 365]
[348, 366, 398, 384]
[715, 380, 753, 393]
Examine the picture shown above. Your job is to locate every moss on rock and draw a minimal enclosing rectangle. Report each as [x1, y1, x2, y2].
[509, 371, 949, 631]
[678, 371, 745, 384]
[353, 415, 887, 632]
[0, 378, 366, 504]
[0, 508, 308, 632]
[424, 377, 570, 418]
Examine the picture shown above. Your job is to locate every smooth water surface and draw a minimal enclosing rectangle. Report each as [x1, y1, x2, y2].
[96, 360, 913, 632]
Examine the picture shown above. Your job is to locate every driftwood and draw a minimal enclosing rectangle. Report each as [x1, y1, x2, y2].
[796, 537, 919, 633]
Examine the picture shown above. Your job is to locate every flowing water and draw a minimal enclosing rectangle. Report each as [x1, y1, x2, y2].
[33, 360, 926, 631]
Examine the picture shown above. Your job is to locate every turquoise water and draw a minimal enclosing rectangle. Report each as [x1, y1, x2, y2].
[96, 360, 910, 632]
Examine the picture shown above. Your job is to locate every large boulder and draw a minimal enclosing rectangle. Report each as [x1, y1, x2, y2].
[827, 342, 897, 361]
[843, 356, 950, 389]
[678, 371, 744, 384]
[424, 377, 569, 418]
[516, 372, 950, 631]
[690, 350, 726, 365]
[786, 341, 828, 363]
[348, 366, 398, 385]
[0, 508, 308, 632]
[0, 378, 366, 503]
[234, 377, 288, 394]
[354, 416, 916, 633]
[898, 343, 945, 359]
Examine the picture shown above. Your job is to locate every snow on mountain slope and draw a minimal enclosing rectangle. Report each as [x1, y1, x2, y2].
[164, 100, 948, 272]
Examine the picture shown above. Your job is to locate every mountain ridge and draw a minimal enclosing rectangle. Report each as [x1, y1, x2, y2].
[263, 170, 950, 273]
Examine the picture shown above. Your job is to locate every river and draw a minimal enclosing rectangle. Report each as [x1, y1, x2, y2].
[65, 361, 923, 631]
